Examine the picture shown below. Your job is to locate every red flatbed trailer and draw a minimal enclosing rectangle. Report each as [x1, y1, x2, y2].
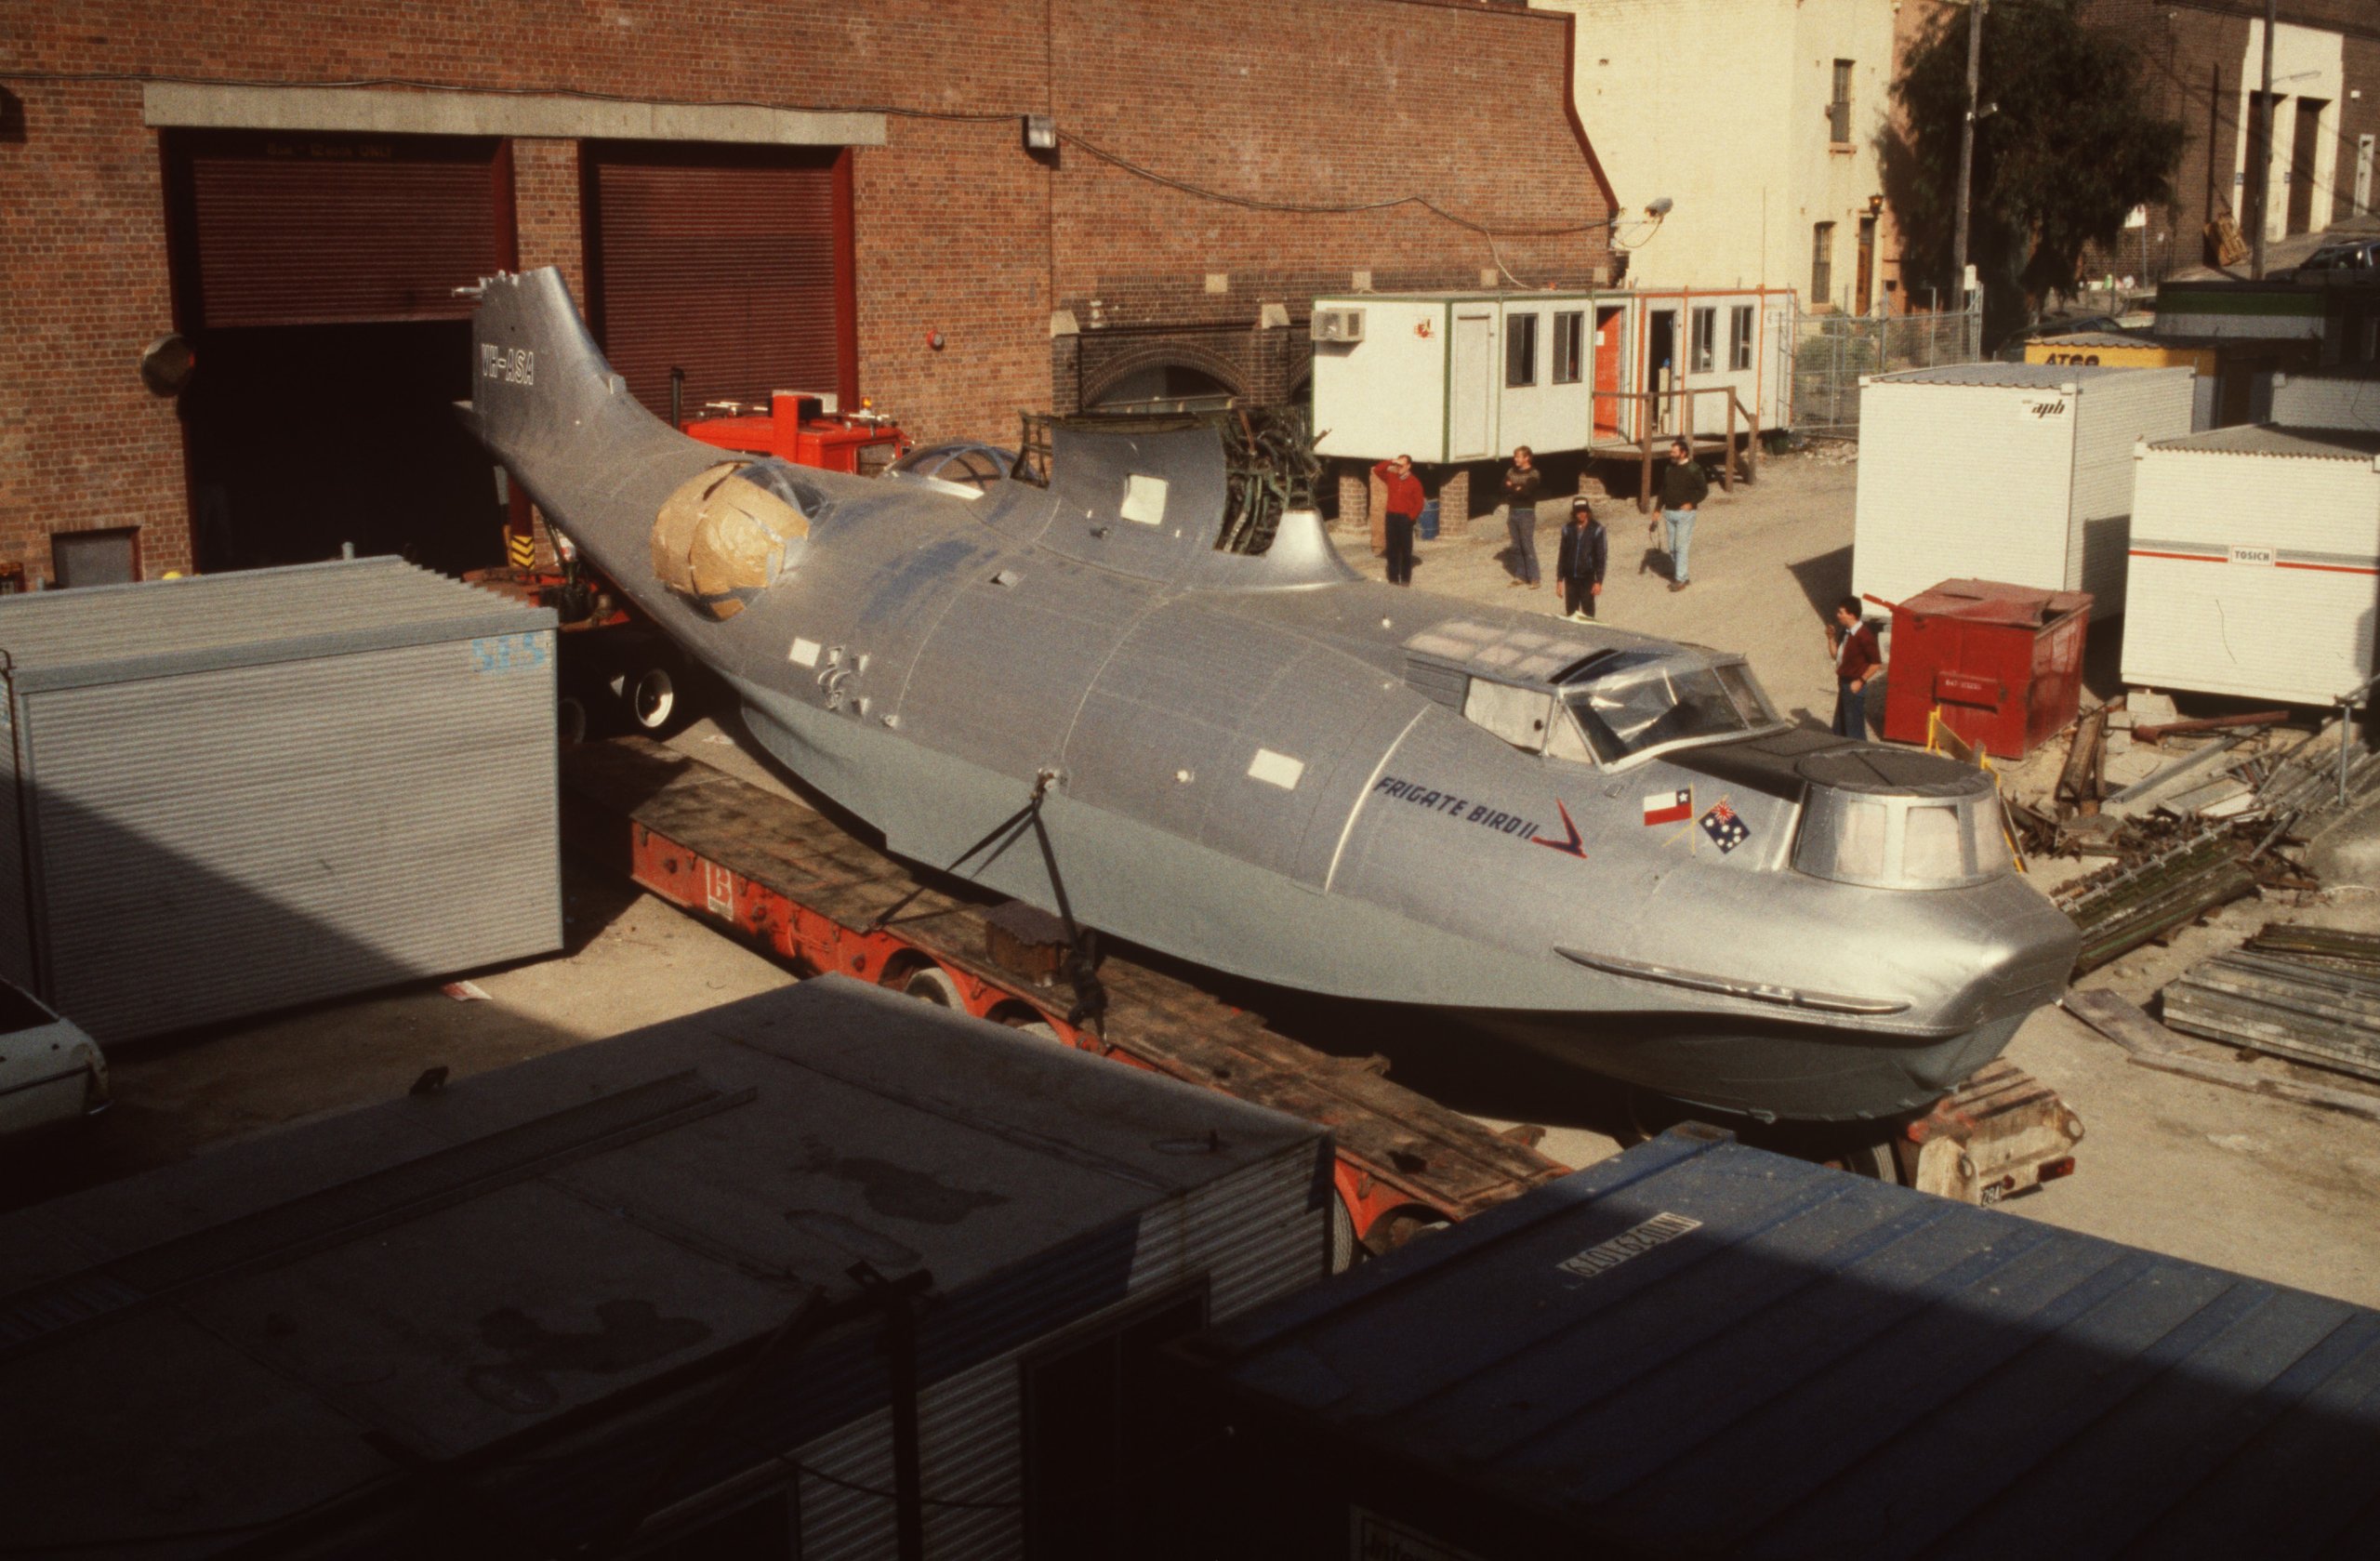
[559, 737, 1568, 1256]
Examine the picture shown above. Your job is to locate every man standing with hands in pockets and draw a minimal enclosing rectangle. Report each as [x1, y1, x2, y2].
[1656, 437, 1707, 591]
[1828, 595, 1883, 739]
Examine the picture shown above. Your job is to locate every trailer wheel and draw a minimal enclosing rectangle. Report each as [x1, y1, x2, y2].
[900, 965, 963, 1007]
[1329, 1195, 1359, 1275]
[626, 664, 680, 734]
[987, 1001, 1061, 1041]
[556, 695, 589, 746]
[1822, 1138, 1903, 1184]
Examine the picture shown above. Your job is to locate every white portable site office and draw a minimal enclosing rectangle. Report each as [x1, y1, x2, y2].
[2122, 425, 2380, 705]
[1311, 291, 1600, 464]
[1851, 363, 2196, 617]
[2268, 371, 2380, 433]
[1610, 285, 1794, 442]
[1308, 286, 1790, 464]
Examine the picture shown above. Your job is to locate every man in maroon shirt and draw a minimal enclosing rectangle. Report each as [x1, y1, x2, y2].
[1371, 454, 1424, 586]
[1828, 596, 1883, 739]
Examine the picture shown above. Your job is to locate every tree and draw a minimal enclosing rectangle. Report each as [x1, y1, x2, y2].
[1882, 0, 2183, 345]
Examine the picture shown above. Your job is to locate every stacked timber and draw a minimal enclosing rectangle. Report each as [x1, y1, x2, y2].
[2162, 927, 2380, 1085]
[2054, 830, 2256, 974]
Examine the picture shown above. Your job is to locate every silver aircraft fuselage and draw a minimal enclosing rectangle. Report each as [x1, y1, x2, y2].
[464, 269, 2078, 1123]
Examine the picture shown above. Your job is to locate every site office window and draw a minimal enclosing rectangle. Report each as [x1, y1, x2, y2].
[1729, 305, 1755, 372]
[1690, 306, 1716, 374]
[1553, 310, 1585, 384]
[1507, 311, 1540, 388]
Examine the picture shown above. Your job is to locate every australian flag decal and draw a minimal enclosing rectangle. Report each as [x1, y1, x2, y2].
[1700, 801, 1752, 854]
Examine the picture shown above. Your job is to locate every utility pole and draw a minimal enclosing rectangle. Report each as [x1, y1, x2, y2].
[2251, 0, 2276, 279]
[1951, 0, 1985, 308]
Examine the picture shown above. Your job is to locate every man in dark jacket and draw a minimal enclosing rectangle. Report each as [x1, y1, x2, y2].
[1657, 437, 1709, 592]
[1828, 596, 1883, 739]
[1370, 454, 1424, 586]
[1555, 497, 1607, 620]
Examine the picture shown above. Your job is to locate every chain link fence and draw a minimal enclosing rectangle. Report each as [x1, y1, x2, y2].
[1780, 303, 1984, 439]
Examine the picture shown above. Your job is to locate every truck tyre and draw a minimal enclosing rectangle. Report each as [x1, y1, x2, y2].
[901, 965, 963, 1007]
[625, 663, 681, 735]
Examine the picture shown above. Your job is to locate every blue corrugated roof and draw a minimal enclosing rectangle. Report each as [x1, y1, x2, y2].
[1195, 1126, 2380, 1555]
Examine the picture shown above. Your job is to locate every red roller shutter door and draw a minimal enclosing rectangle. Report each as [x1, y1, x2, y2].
[164, 131, 512, 329]
[583, 145, 855, 422]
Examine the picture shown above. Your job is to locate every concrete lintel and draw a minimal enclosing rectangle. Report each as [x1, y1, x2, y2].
[143, 82, 887, 147]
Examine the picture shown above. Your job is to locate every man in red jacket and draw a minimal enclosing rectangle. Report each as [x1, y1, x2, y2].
[1371, 455, 1424, 586]
[1828, 596, 1883, 739]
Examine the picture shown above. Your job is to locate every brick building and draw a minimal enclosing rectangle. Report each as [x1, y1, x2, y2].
[0, 1, 1613, 586]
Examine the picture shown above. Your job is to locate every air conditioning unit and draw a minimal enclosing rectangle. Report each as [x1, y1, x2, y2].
[1311, 308, 1365, 344]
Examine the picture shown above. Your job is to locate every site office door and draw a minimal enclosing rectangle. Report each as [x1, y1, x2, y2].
[580, 142, 857, 425]
[162, 130, 517, 575]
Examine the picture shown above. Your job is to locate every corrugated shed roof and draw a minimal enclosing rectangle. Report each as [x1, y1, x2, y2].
[2030, 331, 2160, 349]
[1192, 1127, 2380, 1555]
[0, 979, 1325, 1554]
[2153, 425, 2380, 460]
[1871, 363, 2154, 389]
[0, 557, 548, 677]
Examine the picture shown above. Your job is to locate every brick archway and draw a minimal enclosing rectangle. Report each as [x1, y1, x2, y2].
[1078, 337, 1250, 409]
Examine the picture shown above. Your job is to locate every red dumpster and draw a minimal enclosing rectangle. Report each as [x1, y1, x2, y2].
[1881, 579, 2092, 760]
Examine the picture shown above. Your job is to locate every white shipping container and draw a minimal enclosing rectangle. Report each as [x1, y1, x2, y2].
[2122, 425, 2380, 705]
[2268, 371, 2380, 433]
[1852, 364, 2195, 616]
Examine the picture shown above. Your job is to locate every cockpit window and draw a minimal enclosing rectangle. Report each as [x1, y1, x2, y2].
[1559, 652, 1775, 764]
[890, 443, 1015, 498]
[1463, 679, 1555, 751]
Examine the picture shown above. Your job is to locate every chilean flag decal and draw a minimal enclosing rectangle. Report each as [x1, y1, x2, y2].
[1642, 787, 1692, 826]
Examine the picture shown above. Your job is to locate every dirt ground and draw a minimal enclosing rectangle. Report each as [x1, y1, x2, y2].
[15, 452, 2380, 1310]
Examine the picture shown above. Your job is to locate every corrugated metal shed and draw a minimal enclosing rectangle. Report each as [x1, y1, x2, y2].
[2269, 372, 2380, 434]
[1163, 1126, 2380, 1560]
[2122, 425, 2380, 704]
[1852, 365, 2194, 614]
[1866, 362, 2133, 390]
[0, 977, 1332, 1558]
[0, 557, 562, 1040]
[2151, 424, 2380, 460]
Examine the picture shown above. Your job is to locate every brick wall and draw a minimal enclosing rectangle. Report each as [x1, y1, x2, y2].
[0, 0, 1608, 581]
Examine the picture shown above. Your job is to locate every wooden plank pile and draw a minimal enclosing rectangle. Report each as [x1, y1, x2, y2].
[2162, 926, 2380, 1086]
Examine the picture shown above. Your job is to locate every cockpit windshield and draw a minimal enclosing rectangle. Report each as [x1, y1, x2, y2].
[1558, 650, 1779, 764]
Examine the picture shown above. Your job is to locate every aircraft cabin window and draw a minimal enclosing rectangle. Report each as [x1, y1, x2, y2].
[1564, 660, 1753, 763]
[1903, 804, 1965, 882]
[1463, 679, 1555, 752]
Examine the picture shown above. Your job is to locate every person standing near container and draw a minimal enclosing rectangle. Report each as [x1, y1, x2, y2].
[1828, 596, 1883, 739]
[1501, 445, 1544, 589]
[1657, 438, 1708, 592]
[1555, 497, 1606, 620]
[1370, 454, 1423, 587]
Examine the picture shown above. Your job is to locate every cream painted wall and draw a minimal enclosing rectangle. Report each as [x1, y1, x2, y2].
[2231, 20, 2347, 243]
[1537, 0, 1896, 305]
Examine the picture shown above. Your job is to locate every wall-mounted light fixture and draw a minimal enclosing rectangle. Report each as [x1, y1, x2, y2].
[1023, 114, 1057, 152]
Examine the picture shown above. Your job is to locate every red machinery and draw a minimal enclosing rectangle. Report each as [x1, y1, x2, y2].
[1881, 579, 2094, 760]
[680, 390, 911, 475]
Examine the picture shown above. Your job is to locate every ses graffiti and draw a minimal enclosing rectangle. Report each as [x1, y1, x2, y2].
[481, 344, 536, 386]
